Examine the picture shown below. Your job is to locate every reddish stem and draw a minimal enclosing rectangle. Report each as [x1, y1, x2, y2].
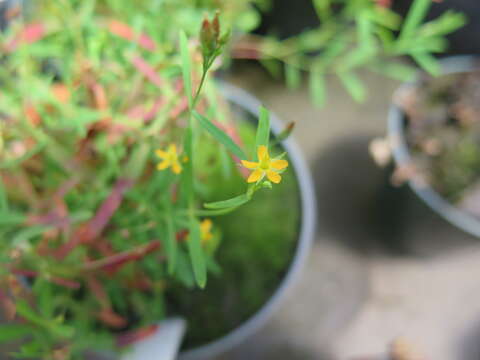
[11, 269, 81, 290]
[54, 178, 134, 260]
[107, 20, 156, 52]
[82, 240, 162, 273]
[117, 324, 159, 347]
[131, 56, 164, 88]
[6, 23, 46, 53]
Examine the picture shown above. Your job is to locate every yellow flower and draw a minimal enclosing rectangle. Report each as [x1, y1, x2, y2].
[155, 144, 182, 174]
[241, 145, 288, 184]
[200, 219, 213, 244]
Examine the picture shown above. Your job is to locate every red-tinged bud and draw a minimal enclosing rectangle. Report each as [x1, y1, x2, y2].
[286, 122, 295, 133]
[276, 121, 296, 142]
[200, 18, 215, 56]
[212, 12, 220, 41]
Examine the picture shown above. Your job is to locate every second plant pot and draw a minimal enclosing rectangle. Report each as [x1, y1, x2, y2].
[388, 55, 480, 237]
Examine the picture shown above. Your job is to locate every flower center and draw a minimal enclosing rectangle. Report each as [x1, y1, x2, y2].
[259, 159, 270, 170]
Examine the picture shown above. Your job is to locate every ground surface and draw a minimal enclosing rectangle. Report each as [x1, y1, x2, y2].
[217, 64, 480, 360]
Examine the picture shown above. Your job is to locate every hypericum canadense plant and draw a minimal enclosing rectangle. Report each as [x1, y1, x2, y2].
[0, 1, 292, 358]
[232, 0, 466, 105]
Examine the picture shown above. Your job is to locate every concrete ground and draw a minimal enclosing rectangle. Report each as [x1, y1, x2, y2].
[221, 65, 480, 360]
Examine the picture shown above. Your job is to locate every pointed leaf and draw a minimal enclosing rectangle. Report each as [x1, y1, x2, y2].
[193, 111, 247, 160]
[164, 214, 177, 275]
[398, 0, 432, 42]
[285, 64, 301, 90]
[338, 71, 366, 103]
[204, 194, 250, 209]
[255, 106, 270, 151]
[179, 31, 193, 109]
[309, 69, 326, 107]
[187, 219, 206, 288]
[411, 52, 440, 76]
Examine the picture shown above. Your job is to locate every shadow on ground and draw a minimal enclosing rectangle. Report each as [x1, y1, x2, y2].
[313, 134, 478, 257]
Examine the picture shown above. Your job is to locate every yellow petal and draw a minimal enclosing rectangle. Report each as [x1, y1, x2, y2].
[257, 145, 268, 161]
[157, 160, 170, 170]
[168, 144, 177, 155]
[247, 169, 264, 183]
[267, 170, 281, 184]
[201, 219, 212, 234]
[241, 160, 259, 169]
[271, 159, 288, 170]
[155, 149, 167, 159]
[172, 162, 182, 174]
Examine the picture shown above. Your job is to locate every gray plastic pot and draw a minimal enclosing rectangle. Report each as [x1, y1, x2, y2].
[388, 55, 480, 237]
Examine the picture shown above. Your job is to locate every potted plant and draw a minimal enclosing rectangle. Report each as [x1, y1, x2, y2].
[388, 55, 480, 238]
[0, 1, 315, 359]
[235, 0, 466, 105]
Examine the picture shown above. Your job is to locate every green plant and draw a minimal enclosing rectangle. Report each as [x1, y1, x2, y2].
[0, 1, 293, 358]
[232, 0, 466, 105]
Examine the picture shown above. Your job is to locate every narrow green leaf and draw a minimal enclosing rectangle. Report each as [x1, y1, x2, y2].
[370, 7, 402, 30]
[175, 250, 195, 288]
[259, 59, 282, 79]
[285, 64, 302, 90]
[418, 11, 466, 38]
[309, 68, 326, 107]
[164, 214, 177, 275]
[368, 61, 416, 82]
[124, 143, 150, 179]
[255, 106, 270, 151]
[179, 31, 193, 109]
[181, 127, 194, 206]
[0, 178, 8, 211]
[0, 213, 26, 226]
[357, 11, 373, 47]
[193, 111, 247, 160]
[0, 324, 32, 343]
[411, 52, 440, 76]
[338, 71, 366, 103]
[187, 219, 206, 288]
[204, 194, 250, 209]
[312, 0, 331, 21]
[15, 300, 46, 327]
[398, 0, 432, 42]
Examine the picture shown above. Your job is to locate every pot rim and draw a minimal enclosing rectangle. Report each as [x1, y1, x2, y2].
[178, 82, 317, 360]
[388, 55, 480, 238]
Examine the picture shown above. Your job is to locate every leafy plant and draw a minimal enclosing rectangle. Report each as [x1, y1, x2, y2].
[232, 0, 466, 105]
[0, 1, 293, 358]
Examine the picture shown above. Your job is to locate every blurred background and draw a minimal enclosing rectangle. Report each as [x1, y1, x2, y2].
[219, 1, 480, 359]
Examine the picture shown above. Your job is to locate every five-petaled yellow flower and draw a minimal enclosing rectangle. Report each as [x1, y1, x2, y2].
[200, 219, 213, 244]
[241, 145, 288, 184]
[155, 144, 182, 174]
